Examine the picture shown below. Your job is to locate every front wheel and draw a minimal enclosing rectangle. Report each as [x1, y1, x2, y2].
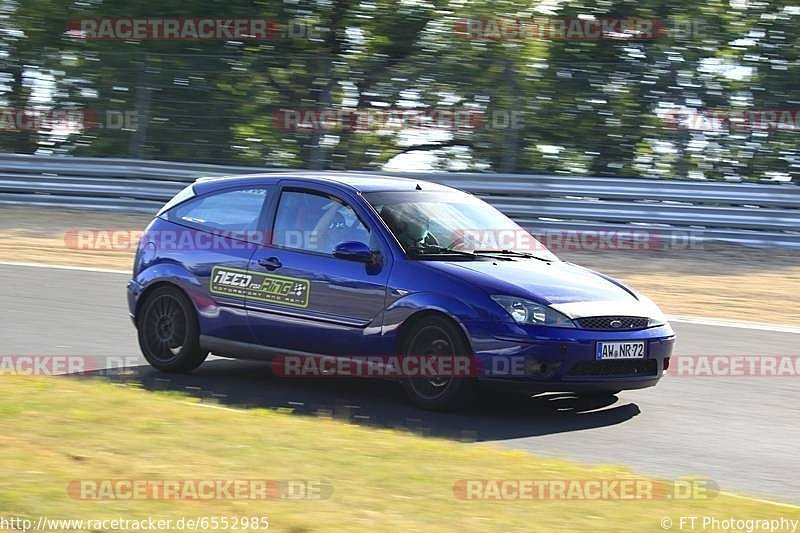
[400, 315, 476, 411]
[137, 285, 208, 373]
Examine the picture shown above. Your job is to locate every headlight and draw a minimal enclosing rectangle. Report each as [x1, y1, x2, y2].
[491, 295, 575, 328]
[636, 294, 668, 327]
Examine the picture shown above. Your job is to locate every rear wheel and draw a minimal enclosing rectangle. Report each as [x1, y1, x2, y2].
[400, 315, 476, 411]
[137, 286, 208, 372]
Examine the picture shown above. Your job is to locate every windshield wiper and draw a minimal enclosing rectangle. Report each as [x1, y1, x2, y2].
[407, 245, 479, 258]
[471, 249, 553, 262]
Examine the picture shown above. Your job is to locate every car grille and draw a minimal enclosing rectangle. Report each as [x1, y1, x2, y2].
[567, 359, 658, 378]
[576, 316, 649, 330]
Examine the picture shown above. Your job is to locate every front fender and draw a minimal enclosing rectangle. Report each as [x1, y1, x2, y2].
[381, 291, 482, 345]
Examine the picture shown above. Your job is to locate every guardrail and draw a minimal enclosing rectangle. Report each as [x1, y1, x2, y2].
[0, 153, 798, 247]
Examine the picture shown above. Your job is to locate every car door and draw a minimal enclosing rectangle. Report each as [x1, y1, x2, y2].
[160, 185, 272, 342]
[246, 182, 392, 356]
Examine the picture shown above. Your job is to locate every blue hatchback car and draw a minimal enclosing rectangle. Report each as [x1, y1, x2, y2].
[128, 173, 675, 410]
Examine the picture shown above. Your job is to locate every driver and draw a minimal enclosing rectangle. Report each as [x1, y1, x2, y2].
[379, 205, 439, 250]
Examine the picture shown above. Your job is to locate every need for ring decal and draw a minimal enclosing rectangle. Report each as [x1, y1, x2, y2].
[210, 266, 310, 308]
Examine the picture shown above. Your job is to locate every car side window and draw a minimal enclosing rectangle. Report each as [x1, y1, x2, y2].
[272, 190, 370, 255]
[167, 188, 268, 234]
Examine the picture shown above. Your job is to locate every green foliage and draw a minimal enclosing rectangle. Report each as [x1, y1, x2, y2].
[1, 0, 798, 180]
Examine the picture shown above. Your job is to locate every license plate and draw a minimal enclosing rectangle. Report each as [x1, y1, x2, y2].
[596, 341, 646, 360]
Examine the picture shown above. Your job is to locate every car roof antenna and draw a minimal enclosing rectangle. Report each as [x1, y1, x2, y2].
[415, 183, 422, 190]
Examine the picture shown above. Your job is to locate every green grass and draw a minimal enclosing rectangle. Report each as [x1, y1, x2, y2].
[0, 377, 797, 532]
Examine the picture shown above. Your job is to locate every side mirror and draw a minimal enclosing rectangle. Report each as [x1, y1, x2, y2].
[333, 241, 376, 263]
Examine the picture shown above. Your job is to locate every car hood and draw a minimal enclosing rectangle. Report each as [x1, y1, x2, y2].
[425, 258, 664, 319]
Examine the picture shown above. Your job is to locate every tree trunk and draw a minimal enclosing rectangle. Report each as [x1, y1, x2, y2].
[500, 58, 520, 173]
[129, 59, 152, 159]
[7, 62, 37, 153]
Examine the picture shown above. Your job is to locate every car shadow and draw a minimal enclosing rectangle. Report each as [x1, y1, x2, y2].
[78, 357, 640, 442]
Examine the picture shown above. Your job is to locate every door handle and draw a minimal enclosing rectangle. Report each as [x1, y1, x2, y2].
[258, 257, 282, 271]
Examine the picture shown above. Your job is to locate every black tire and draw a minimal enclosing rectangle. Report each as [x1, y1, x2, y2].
[400, 315, 476, 411]
[136, 285, 208, 373]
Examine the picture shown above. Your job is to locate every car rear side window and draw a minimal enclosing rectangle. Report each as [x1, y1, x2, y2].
[167, 187, 269, 234]
[272, 190, 370, 255]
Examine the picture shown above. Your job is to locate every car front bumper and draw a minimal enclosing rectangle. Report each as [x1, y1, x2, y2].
[463, 321, 675, 391]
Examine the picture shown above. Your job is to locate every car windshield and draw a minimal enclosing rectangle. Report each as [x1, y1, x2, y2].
[364, 190, 558, 261]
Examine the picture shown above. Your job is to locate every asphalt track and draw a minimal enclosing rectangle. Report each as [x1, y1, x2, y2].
[1, 263, 798, 504]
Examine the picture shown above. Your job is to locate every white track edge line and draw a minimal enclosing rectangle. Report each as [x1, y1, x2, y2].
[667, 315, 800, 334]
[0, 260, 129, 274]
[1, 261, 797, 333]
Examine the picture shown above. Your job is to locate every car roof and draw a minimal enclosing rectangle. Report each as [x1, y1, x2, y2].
[192, 171, 457, 196]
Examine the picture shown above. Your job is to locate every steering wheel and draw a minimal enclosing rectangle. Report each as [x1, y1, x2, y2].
[321, 212, 348, 250]
[327, 212, 347, 231]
